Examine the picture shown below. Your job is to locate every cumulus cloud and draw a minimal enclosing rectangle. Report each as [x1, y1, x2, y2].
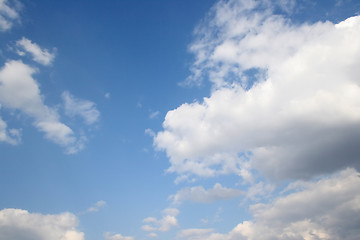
[0, 60, 84, 153]
[0, 208, 85, 240]
[62, 91, 100, 125]
[16, 37, 56, 66]
[0, 0, 20, 31]
[169, 183, 243, 205]
[142, 208, 179, 233]
[104, 232, 134, 240]
[178, 168, 360, 240]
[154, 0, 360, 181]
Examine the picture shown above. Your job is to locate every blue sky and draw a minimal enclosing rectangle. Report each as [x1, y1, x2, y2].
[1, 0, 360, 240]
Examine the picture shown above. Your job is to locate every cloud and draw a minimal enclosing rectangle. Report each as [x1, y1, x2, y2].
[177, 228, 214, 240]
[178, 168, 360, 240]
[16, 37, 56, 66]
[142, 208, 179, 233]
[154, 0, 360, 181]
[0, 0, 20, 31]
[169, 183, 243, 205]
[84, 200, 106, 214]
[149, 110, 160, 119]
[62, 91, 100, 125]
[0, 111, 21, 145]
[104, 232, 134, 240]
[104, 92, 111, 99]
[0, 60, 85, 153]
[147, 232, 158, 238]
[0, 208, 85, 240]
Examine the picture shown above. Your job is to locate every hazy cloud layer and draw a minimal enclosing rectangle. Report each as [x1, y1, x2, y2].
[170, 183, 243, 205]
[154, 0, 360, 181]
[0, 209, 85, 240]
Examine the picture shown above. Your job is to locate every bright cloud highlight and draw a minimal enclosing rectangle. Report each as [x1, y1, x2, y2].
[16, 37, 56, 66]
[154, 0, 360, 181]
[0, 208, 85, 240]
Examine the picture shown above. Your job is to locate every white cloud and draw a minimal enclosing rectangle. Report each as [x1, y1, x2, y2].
[147, 232, 158, 238]
[84, 200, 106, 213]
[62, 91, 100, 125]
[178, 168, 360, 240]
[16, 37, 56, 66]
[154, 0, 360, 181]
[142, 208, 179, 233]
[177, 228, 214, 240]
[0, 208, 85, 240]
[149, 110, 160, 119]
[0, 60, 84, 152]
[170, 183, 243, 205]
[0, 112, 21, 145]
[0, 0, 20, 31]
[104, 232, 134, 240]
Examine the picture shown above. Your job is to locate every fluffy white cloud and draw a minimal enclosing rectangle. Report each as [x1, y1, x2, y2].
[104, 232, 134, 240]
[62, 91, 100, 125]
[0, 0, 20, 31]
[142, 208, 179, 233]
[0, 60, 84, 153]
[0, 208, 85, 240]
[170, 183, 243, 205]
[178, 168, 360, 240]
[16, 37, 56, 66]
[154, 0, 360, 180]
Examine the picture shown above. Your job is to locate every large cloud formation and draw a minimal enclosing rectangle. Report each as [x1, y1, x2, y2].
[154, 0, 360, 181]
[178, 168, 360, 240]
[0, 209, 85, 240]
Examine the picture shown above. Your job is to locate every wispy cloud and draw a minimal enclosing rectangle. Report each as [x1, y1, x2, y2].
[149, 110, 160, 119]
[169, 183, 243, 205]
[16, 37, 56, 66]
[62, 91, 100, 125]
[0, 0, 21, 31]
[79, 200, 106, 215]
[86, 200, 106, 213]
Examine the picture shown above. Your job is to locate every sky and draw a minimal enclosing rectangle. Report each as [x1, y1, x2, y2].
[0, 0, 360, 239]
